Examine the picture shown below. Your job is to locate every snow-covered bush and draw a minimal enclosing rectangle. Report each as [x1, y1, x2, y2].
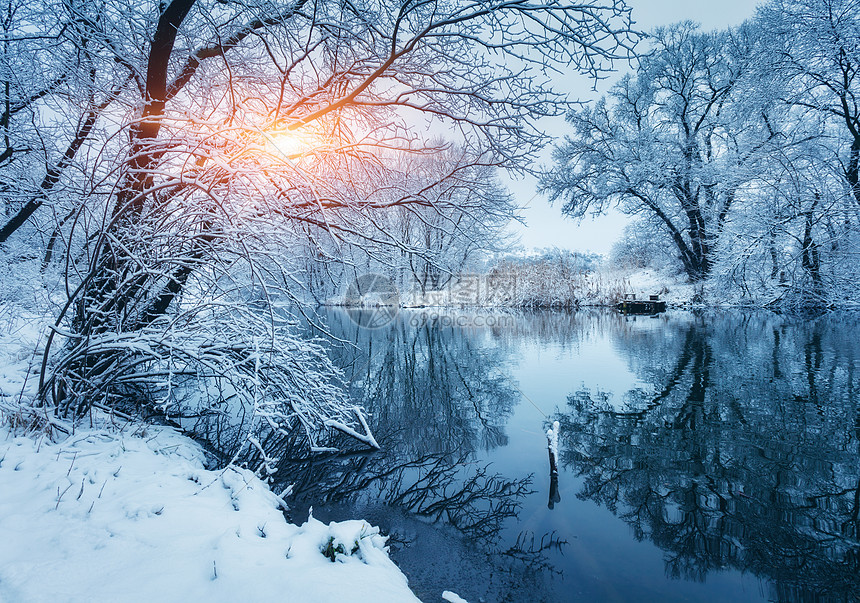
[484, 249, 601, 308]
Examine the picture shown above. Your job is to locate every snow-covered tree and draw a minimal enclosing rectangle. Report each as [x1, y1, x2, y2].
[382, 150, 516, 294]
[758, 0, 860, 206]
[710, 0, 860, 307]
[609, 219, 680, 271]
[542, 23, 779, 282]
[0, 0, 638, 460]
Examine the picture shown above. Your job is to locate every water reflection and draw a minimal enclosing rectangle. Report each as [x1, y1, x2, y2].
[558, 312, 860, 601]
[326, 309, 519, 454]
[188, 308, 860, 601]
[277, 309, 562, 601]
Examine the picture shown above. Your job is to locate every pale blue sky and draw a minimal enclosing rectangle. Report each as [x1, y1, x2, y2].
[509, 0, 761, 255]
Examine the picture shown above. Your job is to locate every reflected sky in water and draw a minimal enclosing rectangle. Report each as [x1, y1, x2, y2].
[278, 309, 860, 603]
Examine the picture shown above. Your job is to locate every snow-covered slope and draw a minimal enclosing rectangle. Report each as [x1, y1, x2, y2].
[0, 420, 420, 603]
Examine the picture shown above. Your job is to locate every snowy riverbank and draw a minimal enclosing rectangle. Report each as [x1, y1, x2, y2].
[0, 417, 422, 603]
[0, 305, 426, 603]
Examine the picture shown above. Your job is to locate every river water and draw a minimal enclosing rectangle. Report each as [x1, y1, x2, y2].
[280, 308, 860, 602]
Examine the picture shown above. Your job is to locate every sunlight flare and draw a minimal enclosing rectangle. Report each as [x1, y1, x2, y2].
[263, 130, 317, 161]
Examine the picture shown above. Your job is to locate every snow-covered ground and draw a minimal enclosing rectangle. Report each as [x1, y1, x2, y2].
[0, 302, 431, 603]
[600, 267, 701, 306]
[397, 266, 698, 309]
[0, 418, 422, 603]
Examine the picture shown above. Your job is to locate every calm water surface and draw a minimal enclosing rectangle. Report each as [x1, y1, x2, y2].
[281, 309, 860, 602]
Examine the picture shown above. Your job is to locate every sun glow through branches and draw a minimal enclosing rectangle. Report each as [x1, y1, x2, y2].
[263, 130, 319, 161]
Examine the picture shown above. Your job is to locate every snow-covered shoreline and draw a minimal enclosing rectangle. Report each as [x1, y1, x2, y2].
[0, 307, 425, 603]
[0, 417, 422, 603]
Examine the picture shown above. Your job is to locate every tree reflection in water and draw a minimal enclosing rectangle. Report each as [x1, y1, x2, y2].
[183, 308, 860, 601]
[273, 309, 562, 601]
[558, 312, 860, 602]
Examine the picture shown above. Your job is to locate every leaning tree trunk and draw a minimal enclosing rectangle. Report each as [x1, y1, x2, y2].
[38, 0, 380, 461]
[46, 0, 199, 417]
[0, 79, 128, 244]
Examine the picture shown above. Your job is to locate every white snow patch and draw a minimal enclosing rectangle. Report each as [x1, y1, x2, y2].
[0, 420, 421, 602]
[547, 419, 560, 461]
[441, 591, 469, 603]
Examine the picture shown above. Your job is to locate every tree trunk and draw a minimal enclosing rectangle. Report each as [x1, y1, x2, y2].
[51, 0, 199, 416]
[802, 194, 823, 298]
